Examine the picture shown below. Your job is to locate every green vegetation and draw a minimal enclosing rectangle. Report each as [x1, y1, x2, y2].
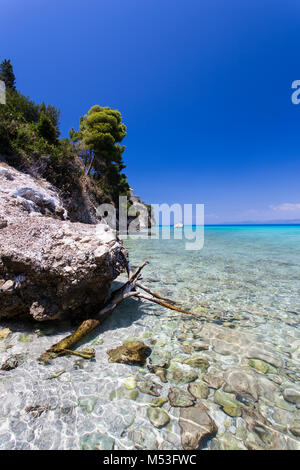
[0, 59, 16, 89]
[70, 105, 130, 203]
[0, 58, 130, 208]
[0, 59, 61, 158]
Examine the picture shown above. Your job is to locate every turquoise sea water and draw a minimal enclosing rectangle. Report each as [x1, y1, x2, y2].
[126, 225, 300, 325]
[0, 225, 299, 449]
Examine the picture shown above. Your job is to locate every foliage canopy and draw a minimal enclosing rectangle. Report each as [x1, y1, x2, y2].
[0, 59, 16, 89]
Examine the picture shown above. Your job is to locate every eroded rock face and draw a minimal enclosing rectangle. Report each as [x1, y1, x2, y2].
[0, 163, 128, 321]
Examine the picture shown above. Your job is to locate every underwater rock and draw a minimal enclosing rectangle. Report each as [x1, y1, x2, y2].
[129, 428, 158, 450]
[218, 432, 247, 450]
[147, 363, 168, 382]
[90, 337, 104, 346]
[192, 341, 209, 351]
[129, 390, 139, 401]
[212, 339, 234, 356]
[1, 353, 27, 371]
[0, 328, 11, 340]
[183, 355, 210, 373]
[78, 396, 98, 413]
[25, 405, 50, 418]
[290, 418, 300, 437]
[147, 407, 170, 428]
[109, 387, 138, 401]
[168, 387, 195, 407]
[167, 361, 198, 384]
[283, 388, 300, 407]
[137, 375, 162, 396]
[123, 376, 137, 390]
[248, 359, 269, 374]
[181, 345, 193, 354]
[241, 406, 276, 449]
[258, 411, 300, 449]
[177, 333, 187, 341]
[149, 347, 171, 368]
[107, 341, 150, 365]
[188, 381, 210, 399]
[256, 375, 279, 403]
[150, 397, 168, 408]
[80, 433, 115, 450]
[154, 368, 168, 383]
[271, 407, 293, 432]
[246, 346, 283, 368]
[214, 390, 242, 417]
[223, 369, 259, 402]
[203, 374, 223, 389]
[18, 334, 32, 343]
[179, 403, 218, 450]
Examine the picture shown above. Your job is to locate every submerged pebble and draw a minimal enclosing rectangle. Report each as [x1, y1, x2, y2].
[147, 407, 170, 428]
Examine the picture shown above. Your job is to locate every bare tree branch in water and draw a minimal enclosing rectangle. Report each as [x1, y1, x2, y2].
[39, 261, 192, 364]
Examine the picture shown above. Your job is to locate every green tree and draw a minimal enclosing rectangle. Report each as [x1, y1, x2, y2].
[79, 105, 127, 177]
[37, 111, 58, 144]
[40, 101, 61, 133]
[73, 105, 130, 201]
[0, 59, 16, 90]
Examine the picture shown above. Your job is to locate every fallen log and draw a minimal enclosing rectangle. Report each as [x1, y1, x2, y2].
[38, 261, 192, 364]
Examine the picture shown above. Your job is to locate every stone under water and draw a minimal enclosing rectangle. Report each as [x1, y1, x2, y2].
[107, 341, 150, 365]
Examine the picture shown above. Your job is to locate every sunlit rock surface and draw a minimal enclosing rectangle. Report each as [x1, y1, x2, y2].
[0, 163, 128, 320]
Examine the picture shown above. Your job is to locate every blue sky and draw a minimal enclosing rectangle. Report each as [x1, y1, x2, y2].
[1, 0, 300, 223]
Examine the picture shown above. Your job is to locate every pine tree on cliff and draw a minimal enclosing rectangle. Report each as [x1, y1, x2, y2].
[74, 105, 129, 199]
[40, 101, 61, 132]
[37, 111, 58, 144]
[0, 59, 16, 90]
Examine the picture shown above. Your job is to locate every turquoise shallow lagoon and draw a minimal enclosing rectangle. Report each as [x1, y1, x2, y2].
[0, 225, 299, 449]
[130, 225, 300, 326]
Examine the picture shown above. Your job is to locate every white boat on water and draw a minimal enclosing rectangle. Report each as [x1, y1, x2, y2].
[174, 222, 183, 228]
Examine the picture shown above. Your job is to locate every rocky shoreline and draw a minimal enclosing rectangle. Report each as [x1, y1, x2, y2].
[0, 163, 299, 450]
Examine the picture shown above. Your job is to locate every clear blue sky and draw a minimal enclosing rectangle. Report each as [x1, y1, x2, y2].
[1, 0, 300, 223]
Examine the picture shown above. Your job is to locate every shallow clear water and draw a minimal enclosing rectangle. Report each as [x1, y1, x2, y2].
[131, 225, 300, 329]
[0, 226, 299, 450]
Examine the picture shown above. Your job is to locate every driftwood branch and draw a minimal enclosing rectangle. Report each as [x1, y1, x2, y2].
[38, 261, 192, 364]
[135, 282, 179, 305]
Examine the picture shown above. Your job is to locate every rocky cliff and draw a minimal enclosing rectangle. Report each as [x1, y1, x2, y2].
[0, 162, 128, 321]
[127, 188, 155, 231]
